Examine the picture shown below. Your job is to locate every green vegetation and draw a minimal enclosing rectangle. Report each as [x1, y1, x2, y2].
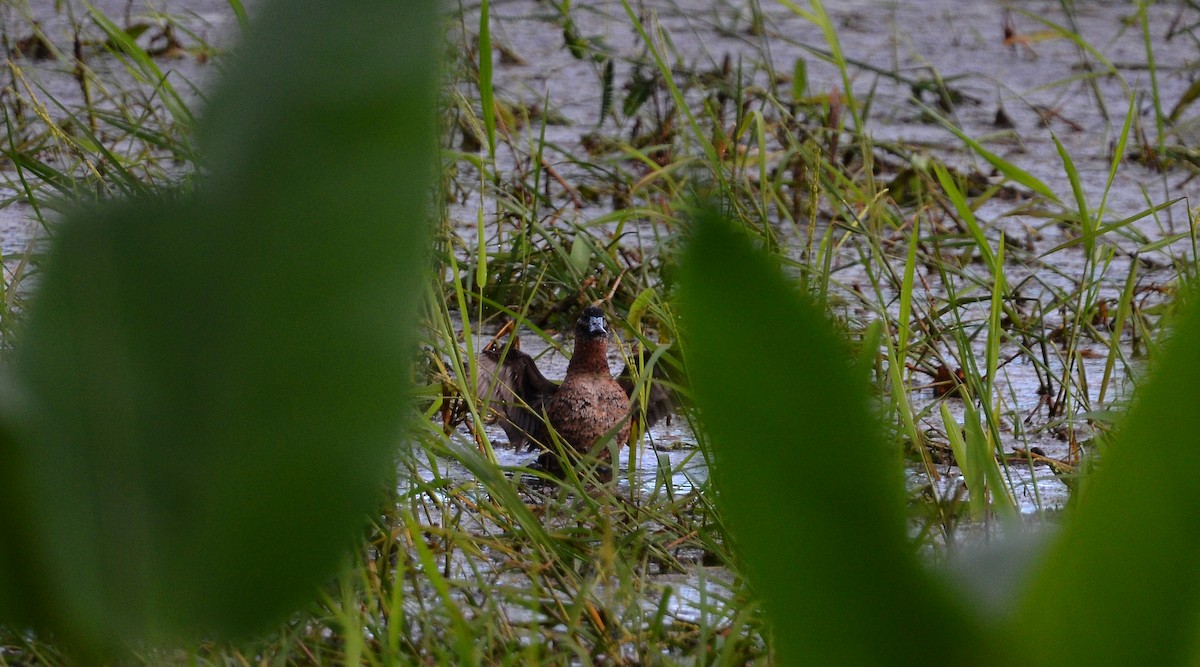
[0, 0, 1195, 664]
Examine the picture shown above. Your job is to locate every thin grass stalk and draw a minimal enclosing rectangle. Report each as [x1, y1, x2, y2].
[2, 100, 52, 232]
[1053, 135, 1102, 458]
[923, 103, 1059, 202]
[618, 0, 724, 183]
[1137, 1, 1166, 154]
[444, 248, 499, 464]
[896, 218, 920, 356]
[86, 4, 194, 127]
[1098, 95, 1139, 222]
[754, 110, 770, 221]
[1053, 134, 1095, 259]
[885, 337, 938, 485]
[934, 162, 996, 274]
[779, 0, 861, 133]
[982, 234, 1018, 518]
[984, 234, 1005, 406]
[226, 0, 248, 28]
[1023, 4, 1125, 119]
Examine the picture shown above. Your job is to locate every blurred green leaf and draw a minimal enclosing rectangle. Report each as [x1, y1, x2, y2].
[478, 0, 496, 157]
[0, 0, 436, 654]
[568, 235, 592, 275]
[1012, 282, 1200, 665]
[791, 57, 808, 101]
[678, 209, 996, 664]
[227, 0, 249, 29]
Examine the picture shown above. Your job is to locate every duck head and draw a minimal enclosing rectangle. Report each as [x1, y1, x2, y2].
[575, 306, 609, 340]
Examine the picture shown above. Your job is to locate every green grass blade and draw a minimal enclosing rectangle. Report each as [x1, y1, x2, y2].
[802, 0, 861, 130]
[855, 318, 883, 386]
[923, 104, 1060, 203]
[1168, 78, 1200, 122]
[984, 234, 1005, 400]
[1137, 2, 1164, 152]
[941, 402, 985, 519]
[980, 235, 1016, 520]
[1098, 257, 1138, 404]
[934, 162, 996, 274]
[1037, 197, 1182, 257]
[896, 218, 919, 355]
[885, 334, 933, 480]
[1051, 134, 1094, 258]
[1098, 88, 1138, 220]
[227, 0, 249, 29]
[966, 402, 1016, 520]
[792, 57, 808, 100]
[618, 0, 721, 170]
[87, 4, 193, 128]
[478, 0, 496, 157]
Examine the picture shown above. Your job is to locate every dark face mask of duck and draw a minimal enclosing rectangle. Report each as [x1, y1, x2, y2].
[575, 307, 608, 340]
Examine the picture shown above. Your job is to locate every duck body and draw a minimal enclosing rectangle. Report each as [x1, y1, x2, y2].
[474, 307, 673, 472]
[544, 309, 631, 457]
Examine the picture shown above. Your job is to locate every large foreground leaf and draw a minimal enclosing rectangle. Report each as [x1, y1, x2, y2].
[0, 0, 436, 653]
[678, 210, 996, 664]
[1012, 287, 1200, 665]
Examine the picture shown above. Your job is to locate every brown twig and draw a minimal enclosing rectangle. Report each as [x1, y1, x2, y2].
[541, 156, 584, 210]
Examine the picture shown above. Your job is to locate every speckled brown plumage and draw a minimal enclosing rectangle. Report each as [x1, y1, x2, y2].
[545, 329, 631, 456]
[473, 306, 675, 475]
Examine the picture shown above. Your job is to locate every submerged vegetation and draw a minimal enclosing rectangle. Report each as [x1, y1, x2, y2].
[0, 0, 1197, 663]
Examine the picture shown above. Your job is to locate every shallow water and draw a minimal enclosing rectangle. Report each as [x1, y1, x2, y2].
[455, 0, 1200, 521]
[0, 1, 232, 254]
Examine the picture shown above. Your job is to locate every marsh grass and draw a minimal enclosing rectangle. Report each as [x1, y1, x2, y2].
[0, 2, 207, 359]
[0, 0, 1196, 663]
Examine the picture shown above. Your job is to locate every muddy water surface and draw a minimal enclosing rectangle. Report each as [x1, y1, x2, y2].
[0, 1, 233, 253]
[461, 0, 1199, 518]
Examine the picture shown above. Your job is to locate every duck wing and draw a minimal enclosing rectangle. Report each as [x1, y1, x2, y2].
[476, 345, 558, 449]
[618, 353, 677, 429]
